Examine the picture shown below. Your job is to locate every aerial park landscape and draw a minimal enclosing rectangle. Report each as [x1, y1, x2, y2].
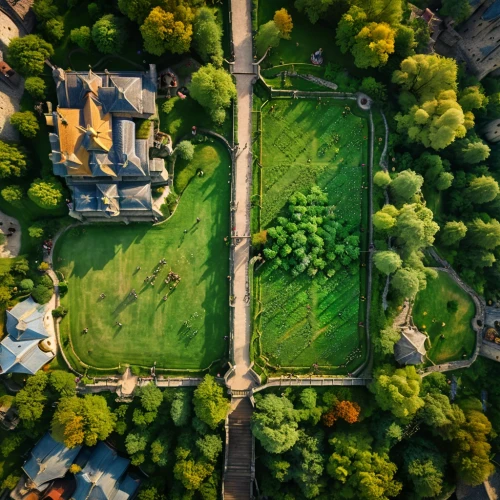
[0, 0, 499, 498]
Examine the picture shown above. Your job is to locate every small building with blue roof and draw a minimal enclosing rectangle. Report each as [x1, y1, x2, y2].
[0, 297, 55, 375]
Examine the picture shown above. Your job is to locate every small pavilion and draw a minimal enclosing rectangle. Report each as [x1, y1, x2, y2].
[394, 327, 427, 365]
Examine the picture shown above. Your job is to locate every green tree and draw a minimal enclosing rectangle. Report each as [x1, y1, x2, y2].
[336, 6, 368, 54]
[32, 0, 58, 21]
[28, 178, 64, 209]
[125, 430, 149, 455]
[173, 458, 214, 491]
[369, 364, 424, 421]
[0, 142, 28, 178]
[92, 15, 126, 54]
[392, 54, 458, 100]
[189, 64, 236, 124]
[327, 430, 402, 499]
[151, 433, 169, 467]
[251, 394, 299, 453]
[459, 86, 488, 113]
[467, 218, 500, 250]
[25, 76, 47, 100]
[140, 383, 163, 412]
[255, 21, 280, 57]
[44, 17, 65, 42]
[373, 326, 401, 356]
[140, 7, 193, 56]
[15, 372, 48, 427]
[193, 375, 229, 429]
[50, 370, 77, 396]
[52, 395, 116, 447]
[7, 35, 54, 76]
[193, 7, 223, 66]
[2, 474, 21, 491]
[1, 185, 24, 203]
[118, 0, 153, 23]
[294, 0, 336, 24]
[20, 279, 34, 291]
[171, 389, 192, 427]
[70, 26, 92, 51]
[441, 220, 467, 246]
[390, 170, 423, 204]
[175, 140, 195, 161]
[441, 0, 471, 23]
[395, 203, 439, 252]
[356, 0, 403, 25]
[10, 111, 39, 139]
[196, 434, 222, 462]
[394, 24, 416, 59]
[391, 267, 420, 298]
[461, 139, 491, 164]
[373, 171, 391, 188]
[373, 250, 402, 275]
[373, 204, 399, 231]
[435, 172, 454, 191]
[31, 285, 53, 304]
[88, 2, 100, 20]
[360, 77, 387, 102]
[352, 22, 395, 68]
[466, 175, 499, 203]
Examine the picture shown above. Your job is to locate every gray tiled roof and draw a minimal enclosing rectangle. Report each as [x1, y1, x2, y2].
[23, 434, 82, 489]
[394, 328, 427, 365]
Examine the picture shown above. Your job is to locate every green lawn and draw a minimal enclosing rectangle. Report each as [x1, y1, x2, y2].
[254, 99, 369, 373]
[413, 270, 476, 364]
[55, 142, 230, 371]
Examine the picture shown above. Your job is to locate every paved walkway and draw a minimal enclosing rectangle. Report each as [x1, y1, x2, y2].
[227, 0, 255, 391]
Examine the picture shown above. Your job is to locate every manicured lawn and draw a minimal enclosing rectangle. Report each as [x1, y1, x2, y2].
[254, 99, 369, 373]
[413, 270, 476, 364]
[158, 97, 232, 144]
[55, 142, 230, 371]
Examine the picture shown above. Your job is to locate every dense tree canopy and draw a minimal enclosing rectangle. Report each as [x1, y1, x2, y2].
[0, 141, 28, 178]
[10, 111, 39, 139]
[193, 7, 223, 66]
[193, 375, 229, 429]
[7, 35, 54, 76]
[92, 15, 126, 54]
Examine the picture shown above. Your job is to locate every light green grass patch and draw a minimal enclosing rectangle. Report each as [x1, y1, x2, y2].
[55, 143, 230, 371]
[413, 270, 476, 364]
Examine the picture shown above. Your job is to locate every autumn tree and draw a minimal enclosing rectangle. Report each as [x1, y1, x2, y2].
[251, 394, 299, 453]
[52, 395, 116, 447]
[189, 64, 236, 124]
[274, 8, 293, 39]
[370, 364, 424, 421]
[335, 400, 360, 423]
[193, 375, 229, 429]
[140, 6, 193, 56]
[352, 22, 395, 68]
[373, 250, 402, 275]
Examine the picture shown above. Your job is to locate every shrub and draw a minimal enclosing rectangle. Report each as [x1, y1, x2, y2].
[28, 178, 64, 209]
[52, 305, 68, 318]
[447, 300, 459, 313]
[1, 185, 24, 203]
[28, 223, 44, 239]
[252, 230, 268, 247]
[10, 112, 39, 139]
[44, 17, 65, 42]
[20, 279, 34, 292]
[69, 464, 81, 474]
[38, 262, 50, 272]
[58, 281, 68, 296]
[32, 285, 52, 303]
[0, 142, 28, 178]
[161, 99, 175, 114]
[25, 77, 47, 100]
[175, 141, 195, 161]
[130, 365, 141, 376]
[2, 474, 21, 491]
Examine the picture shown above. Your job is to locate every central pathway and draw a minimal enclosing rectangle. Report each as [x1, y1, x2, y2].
[228, 0, 255, 391]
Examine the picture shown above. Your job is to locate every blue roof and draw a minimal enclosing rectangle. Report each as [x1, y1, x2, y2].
[23, 434, 82, 488]
[74, 185, 98, 212]
[118, 183, 152, 211]
[73, 443, 136, 500]
[0, 336, 53, 374]
[483, 0, 500, 20]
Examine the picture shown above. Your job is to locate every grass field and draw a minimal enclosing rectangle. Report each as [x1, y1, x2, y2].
[253, 99, 369, 373]
[55, 142, 230, 371]
[413, 271, 476, 364]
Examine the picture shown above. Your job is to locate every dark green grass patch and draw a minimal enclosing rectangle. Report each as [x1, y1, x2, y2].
[256, 99, 369, 372]
[55, 143, 230, 371]
[413, 270, 476, 364]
